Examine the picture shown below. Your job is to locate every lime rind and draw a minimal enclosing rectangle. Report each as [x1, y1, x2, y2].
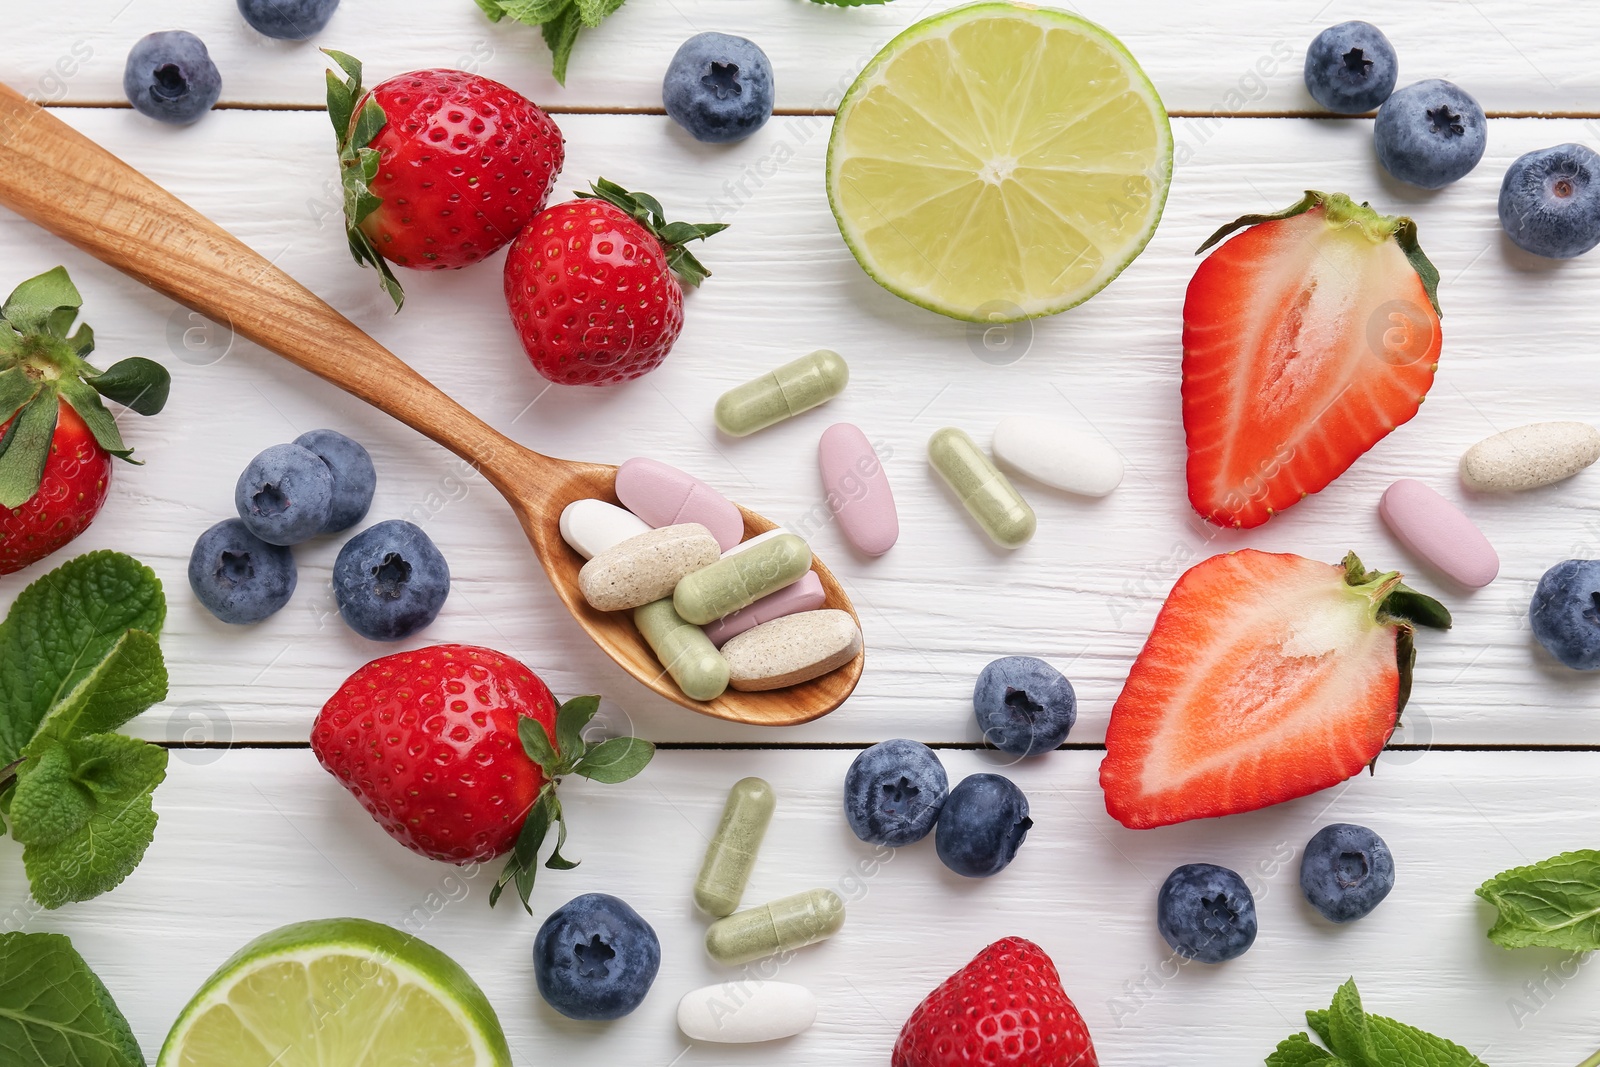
[826, 1, 1173, 323]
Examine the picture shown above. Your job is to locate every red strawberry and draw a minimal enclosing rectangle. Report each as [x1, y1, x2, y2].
[311, 644, 655, 911]
[503, 178, 726, 386]
[0, 267, 168, 575]
[325, 51, 565, 306]
[1183, 191, 1442, 528]
[893, 937, 1097, 1067]
[1100, 550, 1451, 829]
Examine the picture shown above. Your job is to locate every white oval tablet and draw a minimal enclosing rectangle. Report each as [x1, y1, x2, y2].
[677, 981, 817, 1043]
[991, 415, 1123, 497]
[1460, 421, 1600, 492]
[560, 499, 651, 559]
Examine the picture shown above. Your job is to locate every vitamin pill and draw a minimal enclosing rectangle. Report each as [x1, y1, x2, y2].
[579, 524, 721, 612]
[721, 609, 862, 692]
[559, 498, 651, 559]
[1460, 421, 1600, 492]
[634, 598, 730, 701]
[991, 414, 1124, 497]
[674, 533, 812, 625]
[818, 423, 898, 555]
[1379, 479, 1499, 588]
[928, 427, 1036, 548]
[616, 457, 744, 550]
[704, 888, 846, 965]
[714, 350, 849, 437]
[694, 776, 777, 917]
[677, 982, 818, 1043]
[722, 529, 792, 557]
[704, 571, 826, 647]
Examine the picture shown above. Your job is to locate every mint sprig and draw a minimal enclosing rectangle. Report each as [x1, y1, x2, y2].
[472, 0, 627, 85]
[1266, 980, 1489, 1067]
[0, 931, 145, 1066]
[1477, 849, 1600, 951]
[489, 695, 655, 912]
[0, 551, 170, 908]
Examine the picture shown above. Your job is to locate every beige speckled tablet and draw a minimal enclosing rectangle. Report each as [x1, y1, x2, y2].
[579, 523, 720, 612]
[721, 609, 861, 691]
[1459, 421, 1600, 492]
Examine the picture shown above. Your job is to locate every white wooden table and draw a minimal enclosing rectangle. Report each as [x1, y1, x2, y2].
[7, 2, 1600, 1064]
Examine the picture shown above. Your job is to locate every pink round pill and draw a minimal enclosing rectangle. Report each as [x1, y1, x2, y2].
[1378, 478, 1498, 588]
[703, 571, 827, 647]
[615, 457, 744, 551]
[818, 423, 898, 556]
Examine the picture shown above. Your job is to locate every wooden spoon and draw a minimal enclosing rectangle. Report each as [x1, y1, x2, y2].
[0, 83, 861, 727]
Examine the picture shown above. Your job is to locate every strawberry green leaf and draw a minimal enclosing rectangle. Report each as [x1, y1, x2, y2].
[517, 716, 559, 772]
[1382, 587, 1452, 631]
[1197, 190, 1324, 255]
[544, 808, 578, 870]
[1477, 849, 1600, 951]
[0, 367, 40, 426]
[1393, 626, 1417, 720]
[84, 357, 170, 417]
[555, 695, 600, 764]
[0, 931, 146, 1067]
[1, 266, 82, 335]
[0, 392, 59, 509]
[1394, 217, 1443, 318]
[573, 735, 654, 784]
[576, 178, 727, 287]
[57, 377, 132, 460]
[492, 784, 555, 912]
[323, 51, 405, 310]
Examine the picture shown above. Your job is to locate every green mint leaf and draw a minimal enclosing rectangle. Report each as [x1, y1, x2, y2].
[21, 734, 167, 909]
[1, 267, 82, 336]
[0, 931, 145, 1066]
[1477, 849, 1600, 950]
[1287, 981, 1490, 1067]
[0, 552, 166, 766]
[574, 0, 626, 27]
[1266, 1033, 1346, 1066]
[0, 366, 40, 426]
[0, 392, 59, 509]
[473, 0, 508, 21]
[1318, 980, 1377, 1063]
[554, 695, 600, 765]
[517, 716, 559, 771]
[503, 0, 574, 21]
[84, 357, 171, 417]
[27, 630, 167, 750]
[541, 4, 583, 85]
[572, 735, 654, 784]
[8, 744, 93, 848]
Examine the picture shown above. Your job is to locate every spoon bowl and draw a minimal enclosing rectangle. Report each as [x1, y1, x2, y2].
[0, 82, 861, 727]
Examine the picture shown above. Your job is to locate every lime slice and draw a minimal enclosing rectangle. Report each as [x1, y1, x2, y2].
[827, 1, 1172, 322]
[158, 918, 511, 1067]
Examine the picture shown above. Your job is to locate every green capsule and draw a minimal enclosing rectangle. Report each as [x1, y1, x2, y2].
[693, 777, 777, 917]
[704, 888, 846, 965]
[714, 350, 850, 437]
[634, 598, 730, 701]
[928, 427, 1036, 549]
[673, 533, 812, 625]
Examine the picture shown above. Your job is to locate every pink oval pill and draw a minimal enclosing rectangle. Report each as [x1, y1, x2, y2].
[818, 423, 898, 556]
[616, 457, 744, 551]
[703, 571, 827, 647]
[1379, 478, 1498, 588]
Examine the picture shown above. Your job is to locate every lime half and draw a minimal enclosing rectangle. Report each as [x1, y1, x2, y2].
[158, 918, 511, 1067]
[827, 1, 1173, 322]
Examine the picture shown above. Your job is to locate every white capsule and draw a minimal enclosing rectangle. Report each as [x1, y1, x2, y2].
[991, 414, 1124, 497]
[559, 499, 651, 559]
[677, 982, 818, 1043]
[1460, 421, 1600, 492]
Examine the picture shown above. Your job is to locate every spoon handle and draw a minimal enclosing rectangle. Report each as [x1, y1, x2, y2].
[0, 82, 543, 482]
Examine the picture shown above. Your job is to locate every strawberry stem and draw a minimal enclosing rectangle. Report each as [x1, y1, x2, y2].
[576, 178, 728, 288]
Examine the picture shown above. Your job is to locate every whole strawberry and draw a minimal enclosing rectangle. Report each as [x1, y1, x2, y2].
[894, 937, 1098, 1067]
[0, 267, 169, 575]
[311, 644, 655, 911]
[504, 178, 726, 386]
[324, 51, 565, 307]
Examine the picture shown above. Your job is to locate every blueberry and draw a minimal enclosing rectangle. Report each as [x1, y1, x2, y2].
[934, 773, 1031, 878]
[1498, 145, 1600, 260]
[1373, 79, 1486, 189]
[662, 32, 774, 144]
[237, 0, 340, 40]
[1530, 559, 1600, 669]
[972, 656, 1076, 757]
[123, 31, 222, 126]
[188, 519, 297, 624]
[1300, 823, 1395, 923]
[332, 520, 450, 641]
[294, 429, 376, 533]
[235, 443, 334, 546]
[534, 893, 660, 1021]
[1303, 22, 1397, 114]
[843, 739, 948, 847]
[1156, 863, 1257, 964]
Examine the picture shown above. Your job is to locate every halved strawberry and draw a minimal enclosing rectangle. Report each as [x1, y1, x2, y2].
[1100, 549, 1449, 829]
[1183, 191, 1442, 529]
